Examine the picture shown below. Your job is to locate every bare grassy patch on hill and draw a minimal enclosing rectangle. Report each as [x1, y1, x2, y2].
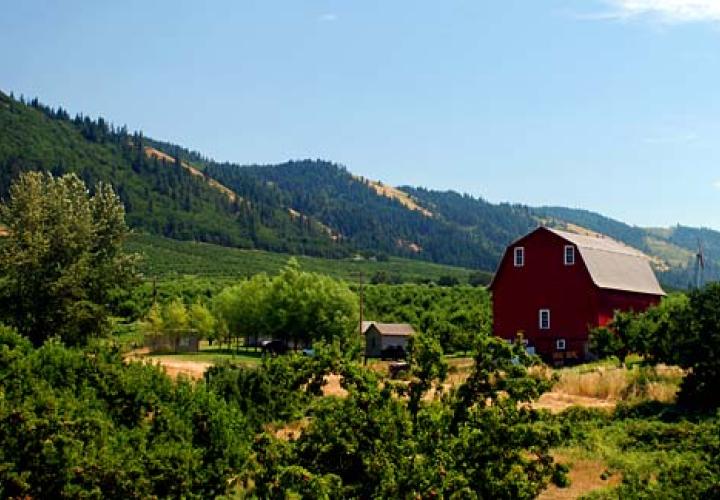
[144, 146, 240, 202]
[356, 176, 433, 217]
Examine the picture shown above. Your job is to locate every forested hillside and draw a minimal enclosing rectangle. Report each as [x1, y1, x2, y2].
[0, 91, 342, 257]
[208, 161, 537, 269]
[2, 89, 719, 287]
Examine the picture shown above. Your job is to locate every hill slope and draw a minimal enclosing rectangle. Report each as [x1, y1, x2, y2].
[3, 90, 719, 287]
[0, 91, 342, 257]
[206, 161, 538, 269]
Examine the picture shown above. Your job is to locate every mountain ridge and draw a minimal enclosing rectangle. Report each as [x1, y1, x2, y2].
[1, 89, 716, 288]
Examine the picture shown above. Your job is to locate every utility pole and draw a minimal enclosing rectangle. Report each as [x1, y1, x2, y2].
[694, 238, 705, 289]
[358, 271, 367, 365]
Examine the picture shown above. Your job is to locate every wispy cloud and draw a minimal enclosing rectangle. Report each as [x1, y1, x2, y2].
[643, 132, 698, 144]
[587, 1, 720, 24]
[712, 180, 720, 190]
[318, 13, 338, 22]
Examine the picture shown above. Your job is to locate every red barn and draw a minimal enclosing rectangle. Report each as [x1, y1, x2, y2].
[489, 227, 665, 364]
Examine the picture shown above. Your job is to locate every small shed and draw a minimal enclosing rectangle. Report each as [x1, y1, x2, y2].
[146, 334, 200, 353]
[364, 323, 415, 358]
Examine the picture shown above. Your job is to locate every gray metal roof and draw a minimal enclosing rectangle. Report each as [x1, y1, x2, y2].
[367, 323, 416, 336]
[546, 227, 665, 296]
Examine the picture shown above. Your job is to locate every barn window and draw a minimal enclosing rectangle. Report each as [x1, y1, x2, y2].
[514, 247, 525, 267]
[556, 339, 566, 351]
[539, 309, 550, 330]
[564, 245, 575, 265]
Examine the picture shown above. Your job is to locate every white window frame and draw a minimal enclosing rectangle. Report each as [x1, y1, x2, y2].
[556, 339, 566, 351]
[539, 309, 550, 330]
[564, 245, 575, 266]
[514, 246, 525, 267]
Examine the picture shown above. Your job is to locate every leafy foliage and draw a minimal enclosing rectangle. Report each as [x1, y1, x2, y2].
[204, 352, 330, 429]
[140, 299, 216, 345]
[251, 336, 564, 498]
[675, 284, 720, 409]
[213, 259, 359, 350]
[0, 172, 138, 346]
[126, 232, 482, 286]
[556, 401, 720, 499]
[0, 328, 252, 498]
[0, 93, 345, 256]
[363, 284, 492, 353]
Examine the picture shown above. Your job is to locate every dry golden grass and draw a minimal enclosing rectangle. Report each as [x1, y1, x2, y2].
[539, 453, 620, 500]
[533, 392, 616, 413]
[145, 357, 212, 379]
[552, 364, 681, 404]
[554, 367, 629, 400]
[644, 381, 679, 402]
[354, 176, 433, 217]
[124, 348, 212, 380]
[321, 374, 348, 397]
[267, 419, 309, 441]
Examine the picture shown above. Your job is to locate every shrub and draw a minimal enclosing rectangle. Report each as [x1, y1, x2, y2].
[0, 334, 252, 498]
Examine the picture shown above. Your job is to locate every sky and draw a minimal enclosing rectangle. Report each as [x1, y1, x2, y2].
[2, 0, 720, 229]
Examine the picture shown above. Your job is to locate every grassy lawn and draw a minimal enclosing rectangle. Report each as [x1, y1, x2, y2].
[147, 342, 263, 365]
[148, 351, 262, 365]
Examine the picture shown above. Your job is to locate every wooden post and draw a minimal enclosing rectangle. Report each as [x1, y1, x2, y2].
[359, 271, 366, 365]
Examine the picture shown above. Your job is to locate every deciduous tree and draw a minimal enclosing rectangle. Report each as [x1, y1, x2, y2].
[0, 172, 138, 346]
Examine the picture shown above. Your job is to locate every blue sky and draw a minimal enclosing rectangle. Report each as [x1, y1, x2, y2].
[2, 0, 720, 228]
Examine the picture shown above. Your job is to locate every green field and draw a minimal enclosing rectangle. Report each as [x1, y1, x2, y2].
[147, 345, 263, 365]
[126, 233, 488, 285]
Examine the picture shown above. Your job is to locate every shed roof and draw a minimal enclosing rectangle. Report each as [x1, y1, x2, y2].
[367, 323, 416, 336]
[361, 321, 376, 334]
[545, 227, 665, 296]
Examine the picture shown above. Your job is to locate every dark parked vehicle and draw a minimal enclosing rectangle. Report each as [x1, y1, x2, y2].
[261, 340, 288, 356]
[389, 361, 410, 379]
[380, 345, 406, 361]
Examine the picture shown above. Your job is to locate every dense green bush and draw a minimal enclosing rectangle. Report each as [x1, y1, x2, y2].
[607, 415, 720, 499]
[0, 328, 252, 498]
[204, 353, 327, 429]
[251, 336, 565, 498]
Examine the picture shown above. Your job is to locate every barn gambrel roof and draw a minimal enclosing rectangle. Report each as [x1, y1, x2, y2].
[491, 227, 665, 296]
[545, 228, 665, 296]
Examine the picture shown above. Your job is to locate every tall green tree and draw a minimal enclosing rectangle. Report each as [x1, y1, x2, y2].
[266, 259, 359, 349]
[0, 172, 138, 346]
[213, 260, 359, 350]
[189, 300, 216, 340]
[675, 283, 720, 408]
[213, 273, 272, 347]
[162, 298, 189, 348]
